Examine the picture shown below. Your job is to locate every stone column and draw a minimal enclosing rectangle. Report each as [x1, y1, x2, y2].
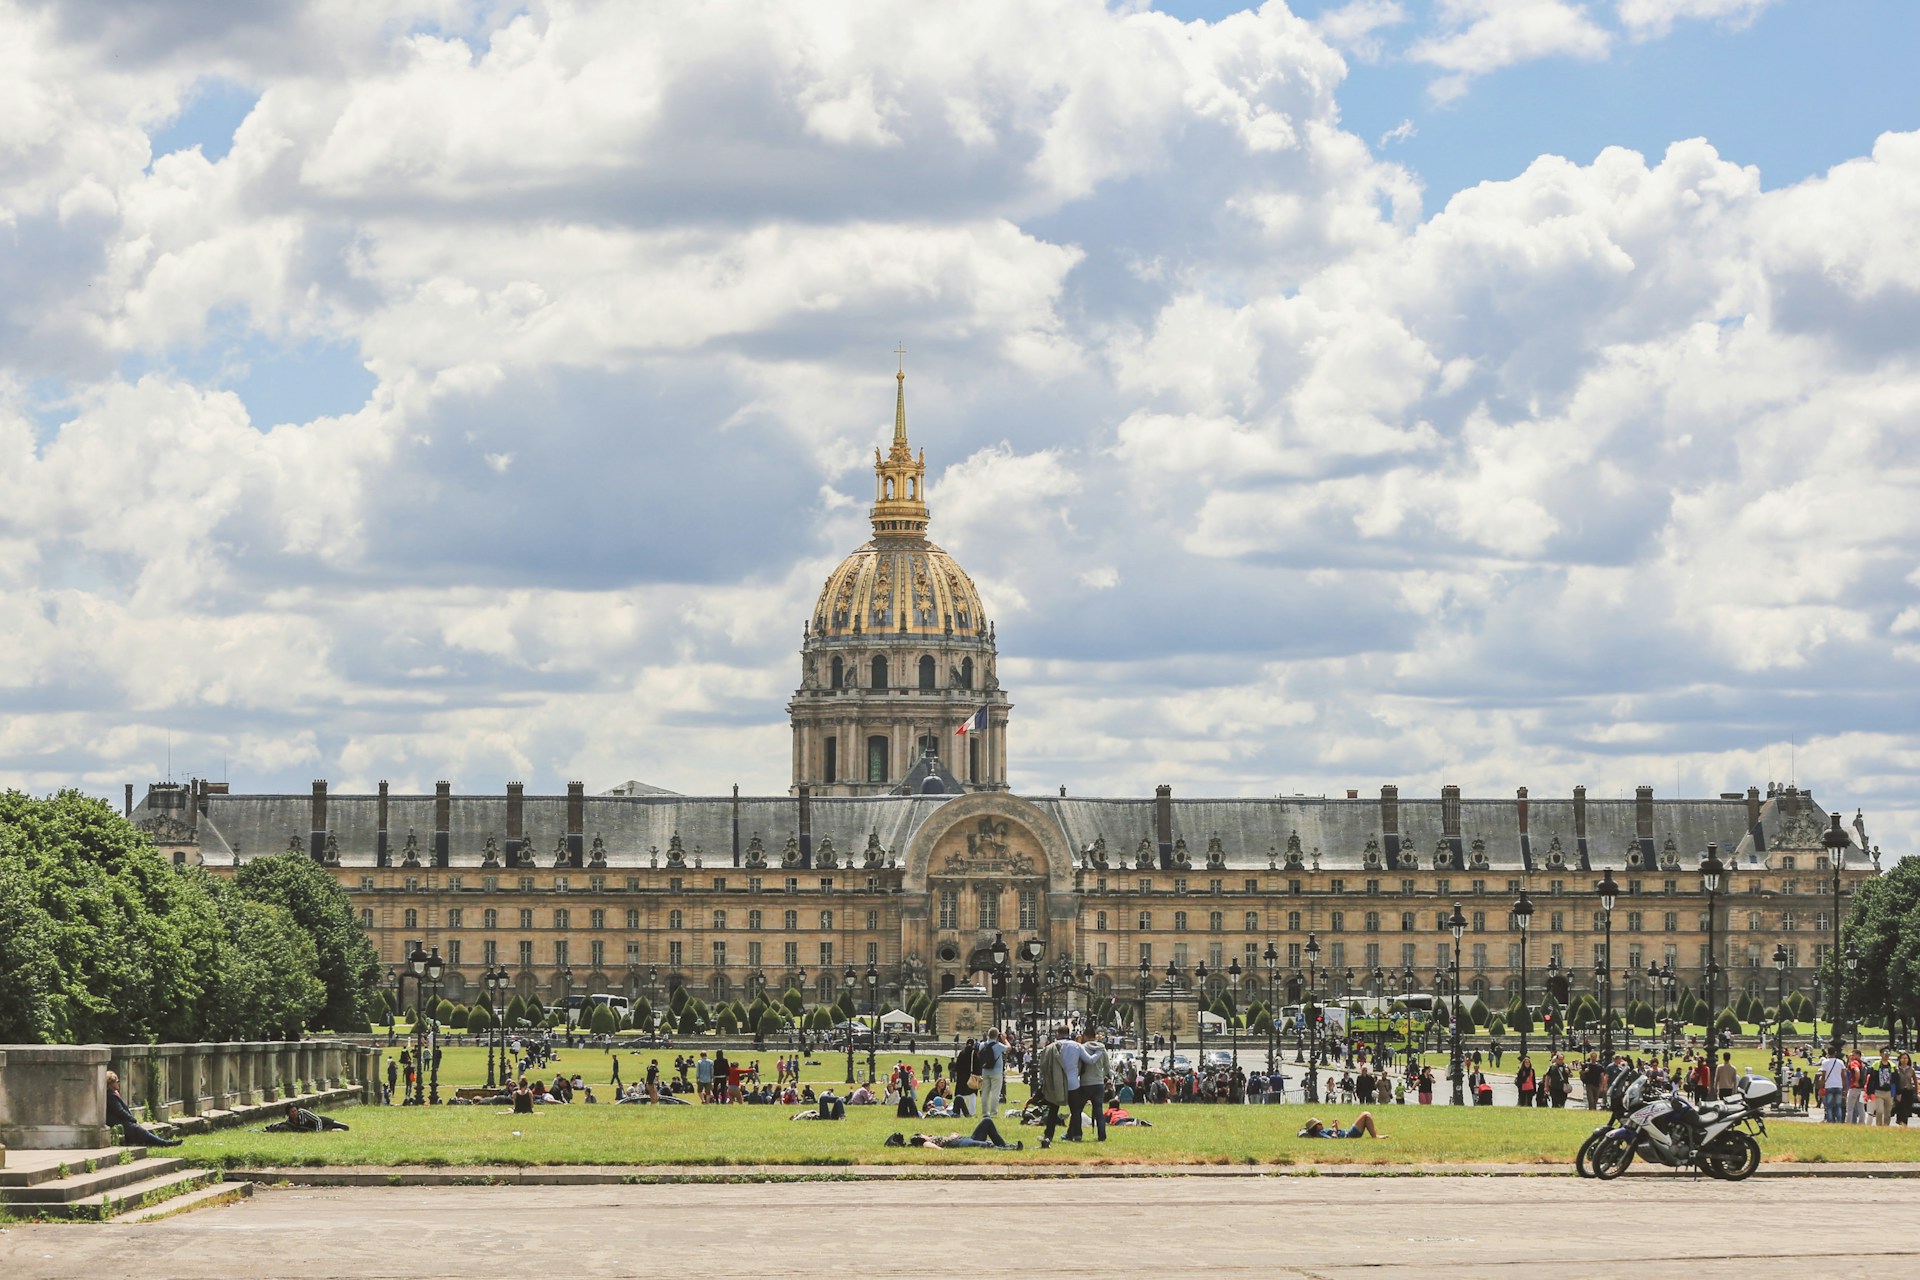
[0, 1045, 112, 1150]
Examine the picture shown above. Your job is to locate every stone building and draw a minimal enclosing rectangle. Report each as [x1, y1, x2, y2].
[129, 370, 1884, 1030]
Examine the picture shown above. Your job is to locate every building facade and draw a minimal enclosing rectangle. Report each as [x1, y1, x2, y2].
[129, 371, 1886, 1028]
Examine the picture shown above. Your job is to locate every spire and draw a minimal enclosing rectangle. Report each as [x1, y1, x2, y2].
[871, 352, 929, 542]
[890, 344, 910, 460]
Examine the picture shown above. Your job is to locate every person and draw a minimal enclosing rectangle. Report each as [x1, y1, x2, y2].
[266, 1104, 350, 1133]
[886, 1117, 1022, 1150]
[952, 1037, 979, 1119]
[646, 1058, 662, 1103]
[1896, 1053, 1917, 1127]
[386, 1056, 399, 1105]
[1033, 1026, 1076, 1148]
[1514, 1056, 1536, 1108]
[1580, 1056, 1604, 1110]
[105, 1072, 181, 1147]
[1297, 1112, 1388, 1139]
[1102, 1103, 1153, 1127]
[1080, 1028, 1109, 1142]
[1846, 1050, 1868, 1125]
[1793, 1067, 1814, 1112]
[1870, 1053, 1896, 1126]
[610, 1054, 622, 1088]
[1714, 1051, 1739, 1101]
[1546, 1054, 1571, 1108]
[1417, 1065, 1434, 1105]
[848, 1083, 876, 1105]
[977, 1028, 1007, 1119]
[513, 1078, 535, 1113]
[696, 1052, 714, 1102]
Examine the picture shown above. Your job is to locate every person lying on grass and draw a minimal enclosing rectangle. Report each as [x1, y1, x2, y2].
[1297, 1112, 1386, 1140]
[1103, 1105, 1152, 1127]
[884, 1117, 1023, 1150]
[262, 1105, 350, 1133]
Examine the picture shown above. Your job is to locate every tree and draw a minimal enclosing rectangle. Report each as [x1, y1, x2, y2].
[628, 996, 654, 1033]
[782, 988, 805, 1016]
[715, 1006, 740, 1035]
[467, 1001, 494, 1033]
[448, 1002, 470, 1029]
[1485, 1012, 1506, 1036]
[233, 849, 380, 1032]
[590, 1003, 620, 1035]
[1715, 1008, 1743, 1036]
[757, 1008, 784, 1043]
[677, 1005, 702, 1035]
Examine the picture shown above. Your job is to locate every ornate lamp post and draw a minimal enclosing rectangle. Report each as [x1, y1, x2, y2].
[1544, 955, 1560, 1054]
[1824, 812, 1849, 1051]
[1226, 958, 1242, 1064]
[842, 963, 857, 1085]
[423, 945, 445, 1104]
[385, 965, 400, 1046]
[865, 963, 880, 1083]
[1400, 966, 1415, 1059]
[1596, 869, 1619, 1064]
[1772, 943, 1790, 1088]
[562, 966, 576, 1048]
[1662, 963, 1678, 1062]
[1369, 967, 1385, 1064]
[1194, 960, 1210, 1068]
[1136, 955, 1152, 1061]
[1845, 943, 1861, 1054]
[1021, 939, 1046, 1051]
[1262, 943, 1279, 1073]
[1512, 888, 1534, 1064]
[1446, 902, 1468, 1105]
[483, 964, 501, 1088]
[406, 941, 429, 1105]
[1304, 933, 1322, 1103]
[989, 932, 1009, 1037]
[1700, 844, 1725, 1054]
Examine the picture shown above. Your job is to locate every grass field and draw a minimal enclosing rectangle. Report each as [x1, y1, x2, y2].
[190, 1042, 1920, 1170]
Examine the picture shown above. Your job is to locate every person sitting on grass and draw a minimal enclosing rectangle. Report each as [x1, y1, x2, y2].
[884, 1117, 1023, 1150]
[848, 1083, 877, 1105]
[105, 1071, 182, 1148]
[1296, 1112, 1387, 1140]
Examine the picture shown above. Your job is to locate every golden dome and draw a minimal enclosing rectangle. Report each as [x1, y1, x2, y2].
[809, 365, 987, 640]
[813, 540, 986, 639]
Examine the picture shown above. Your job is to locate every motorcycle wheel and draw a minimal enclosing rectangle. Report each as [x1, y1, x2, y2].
[1701, 1131, 1760, 1181]
[1591, 1133, 1636, 1181]
[1574, 1129, 1605, 1178]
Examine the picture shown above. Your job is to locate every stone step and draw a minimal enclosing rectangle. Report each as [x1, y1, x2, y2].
[0, 1146, 149, 1188]
[0, 1156, 188, 1203]
[112, 1178, 252, 1224]
[29, 1168, 217, 1221]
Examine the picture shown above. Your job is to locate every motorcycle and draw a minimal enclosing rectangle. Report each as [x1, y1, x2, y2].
[1589, 1075, 1776, 1181]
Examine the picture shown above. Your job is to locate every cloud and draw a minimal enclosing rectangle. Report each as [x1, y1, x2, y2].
[1616, 0, 1778, 41]
[1, 1, 1918, 858]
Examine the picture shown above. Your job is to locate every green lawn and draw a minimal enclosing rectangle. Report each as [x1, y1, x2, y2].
[188, 1083, 1920, 1170]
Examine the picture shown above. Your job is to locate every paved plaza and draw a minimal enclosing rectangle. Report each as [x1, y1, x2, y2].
[4, 1175, 1916, 1279]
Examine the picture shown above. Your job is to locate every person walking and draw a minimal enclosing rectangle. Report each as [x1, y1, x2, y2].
[1514, 1056, 1537, 1108]
[1713, 1051, 1738, 1101]
[610, 1053, 622, 1089]
[1816, 1047, 1848, 1123]
[1845, 1051, 1867, 1125]
[1080, 1028, 1109, 1142]
[1033, 1028, 1074, 1148]
[1546, 1054, 1571, 1108]
[952, 1038, 979, 1118]
[977, 1028, 1007, 1120]
[696, 1051, 715, 1101]
[1896, 1053, 1917, 1127]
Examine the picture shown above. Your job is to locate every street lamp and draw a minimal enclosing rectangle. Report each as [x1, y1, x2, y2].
[842, 963, 857, 1085]
[1195, 960, 1210, 1069]
[1772, 943, 1790, 1090]
[1512, 888, 1535, 1064]
[1021, 939, 1046, 1051]
[1262, 943, 1279, 1074]
[1226, 958, 1243, 1065]
[1824, 811, 1849, 1052]
[1400, 966, 1415, 1060]
[1164, 959, 1181, 1072]
[423, 945, 445, 1105]
[484, 964, 503, 1088]
[1304, 933, 1322, 1103]
[1137, 955, 1152, 1062]
[1371, 967, 1385, 1065]
[407, 941, 429, 1105]
[989, 932, 1009, 1038]
[562, 966, 576, 1048]
[1700, 844, 1725, 1055]
[1544, 955, 1560, 1054]
[1596, 869, 1619, 1065]
[1446, 902, 1467, 1106]
[385, 965, 399, 1047]
[1845, 943, 1861, 1054]
[865, 963, 880, 1083]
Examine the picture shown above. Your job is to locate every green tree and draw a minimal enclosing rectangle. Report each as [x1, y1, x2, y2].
[467, 1001, 495, 1033]
[233, 848, 380, 1032]
[448, 1002, 470, 1029]
[590, 1003, 620, 1035]
[757, 1008, 784, 1043]
[199, 877, 327, 1040]
[1485, 1012, 1506, 1036]
[782, 988, 805, 1016]
[1714, 1008, 1743, 1036]
[715, 1007, 740, 1035]
[628, 996, 653, 1033]
[677, 1004, 702, 1035]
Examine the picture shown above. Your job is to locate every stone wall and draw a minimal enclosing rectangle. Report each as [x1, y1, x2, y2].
[0, 1040, 382, 1152]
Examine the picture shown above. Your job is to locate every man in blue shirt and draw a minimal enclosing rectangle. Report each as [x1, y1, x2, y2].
[977, 1029, 1007, 1119]
[1298, 1112, 1387, 1139]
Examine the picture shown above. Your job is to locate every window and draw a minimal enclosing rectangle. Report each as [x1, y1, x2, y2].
[590, 909, 605, 930]
[1626, 911, 1642, 932]
[1628, 879, 1643, 896]
[1286, 910, 1301, 932]
[1780, 856, 1796, 872]
[1244, 912, 1258, 932]
[483, 940, 498, 966]
[554, 877, 568, 893]
[1366, 879, 1381, 895]
[1245, 879, 1258, 893]
[865, 911, 878, 931]
[626, 909, 641, 930]
[405, 877, 420, 892]
[1550, 911, 1563, 932]
[713, 941, 726, 968]
[1471, 911, 1485, 932]
[748, 909, 763, 930]
[1628, 943, 1643, 970]
[1096, 911, 1109, 932]
[1209, 878, 1223, 894]
[867, 735, 888, 783]
[783, 942, 799, 967]
[1471, 944, 1487, 969]
[1174, 878, 1188, 895]
[1138, 942, 1153, 965]
[403, 908, 418, 929]
[938, 890, 958, 930]
[483, 908, 498, 930]
[1138, 911, 1153, 931]
[747, 942, 762, 967]
[625, 942, 639, 964]
[1330, 879, 1345, 894]
[1549, 879, 1565, 895]
[1401, 879, 1416, 895]
[978, 889, 1000, 930]
[1174, 911, 1188, 932]
[1287, 942, 1301, 967]
[1140, 878, 1154, 893]
[589, 941, 604, 968]
[518, 941, 533, 967]
[867, 941, 879, 964]
[447, 908, 463, 929]
[668, 941, 682, 967]
[359, 876, 374, 892]
[712, 877, 727, 891]
[1019, 889, 1038, 929]
[960, 656, 973, 688]
[1663, 879, 1677, 895]
[713, 910, 727, 930]
[1436, 879, 1450, 896]
[1781, 911, 1795, 932]
[668, 909, 682, 930]
[870, 655, 888, 688]
[1402, 943, 1417, 969]
[1365, 911, 1380, 932]
[359, 908, 373, 928]
[784, 910, 798, 931]
[830, 656, 844, 688]
[1471, 880, 1486, 896]
[823, 735, 838, 784]
[554, 909, 570, 931]
[1208, 911, 1223, 933]
[1507, 943, 1522, 969]
[1397, 911, 1414, 932]
[1438, 943, 1451, 967]
[819, 942, 834, 966]
[483, 876, 499, 892]
[1330, 911, 1344, 932]
[1662, 911, 1677, 932]
[1173, 943, 1189, 968]
[555, 941, 568, 967]
[820, 910, 834, 931]
[918, 655, 936, 689]
[517, 876, 533, 892]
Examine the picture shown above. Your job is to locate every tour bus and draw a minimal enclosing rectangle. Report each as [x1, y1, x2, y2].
[566, 993, 631, 1023]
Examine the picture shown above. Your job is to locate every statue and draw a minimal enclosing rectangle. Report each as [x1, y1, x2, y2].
[1626, 838, 1645, 869]
[1311, 846, 1321, 872]
[1468, 837, 1489, 870]
[588, 834, 608, 868]
[863, 832, 886, 868]
[1086, 835, 1108, 870]
[1134, 836, 1156, 870]
[816, 836, 838, 869]
[649, 844, 659, 869]
[286, 831, 303, 856]
[402, 829, 422, 868]
[1432, 837, 1451, 871]
[552, 833, 569, 867]
[1283, 831, 1305, 872]
[1543, 834, 1567, 870]
[782, 835, 802, 868]
[323, 832, 341, 866]
[517, 837, 537, 868]
[1268, 846, 1279, 871]
[745, 834, 768, 869]
[1659, 834, 1680, 871]
[481, 834, 502, 869]
[1397, 838, 1418, 870]
[693, 845, 703, 870]
[1170, 837, 1191, 869]
[1361, 836, 1382, 870]
[665, 835, 688, 868]
[1205, 835, 1226, 870]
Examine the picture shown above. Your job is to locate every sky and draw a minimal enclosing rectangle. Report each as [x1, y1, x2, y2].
[1, 0, 1916, 860]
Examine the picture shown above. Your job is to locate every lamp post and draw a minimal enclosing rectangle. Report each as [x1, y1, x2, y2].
[1512, 888, 1534, 1064]
[1772, 943, 1790, 1089]
[1400, 966, 1414, 1060]
[1292, 970, 1305, 1064]
[1136, 955, 1151, 1062]
[1845, 943, 1861, 1054]
[865, 963, 880, 1083]
[842, 964, 857, 1085]
[562, 966, 576, 1048]
[1262, 943, 1279, 1074]
[423, 945, 444, 1104]
[1700, 844, 1725, 1055]
[1824, 812, 1849, 1053]
[1596, 869, 1619, 1065]
[1304, 933, 1321, 1103]
[1195, 960, 1210, 1069]
[385, 965, 399, 1046]
[406, 942, 429, 1104]
[1163, 959, 1181, 1072]
[989, 932, 1009, 1038]
[1446, 902, 1467, 1106]
[1021, 939, 1046, 1052]
[1662, 963, 1678, 1063]
[1544, 955, 1560, 1054]
[1226, 959, 1243, 1065]
[483, 965, 500, 1088]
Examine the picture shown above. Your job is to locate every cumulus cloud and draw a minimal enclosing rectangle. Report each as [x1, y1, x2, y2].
[1616, 0, 1778, 41]
[0, 0, 1916, 857]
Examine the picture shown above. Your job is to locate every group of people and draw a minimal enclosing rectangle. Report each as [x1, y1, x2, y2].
[1809, 1047, 1917, 1125]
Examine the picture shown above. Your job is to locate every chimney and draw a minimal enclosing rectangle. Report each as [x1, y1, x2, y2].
[434, 780, 451, 869]
[125, 783, 133, 818]
[506, 782, 525, 863]
[1746, 786, 1762, 838]
[1380, 784, 1401, 859]
[731, 783, 741, 868]
[1441, 784, 1461, 837]
[798, 783, 813, 866]
[1573, 785, 1588, 843]
[1155, 784, 1173, 870]
[1635, 785, 1655, 839]
[310, 780, 328, 862]
[377, 781, 390, 868]
[1516, 786, 1530, 834]
[566, 781, 585, 868]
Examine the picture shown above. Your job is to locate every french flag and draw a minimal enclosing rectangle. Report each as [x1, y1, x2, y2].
[955, 707, 987, 736]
